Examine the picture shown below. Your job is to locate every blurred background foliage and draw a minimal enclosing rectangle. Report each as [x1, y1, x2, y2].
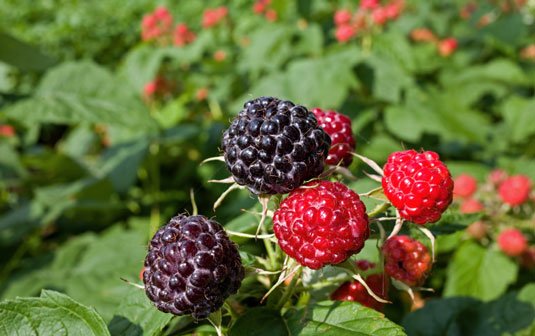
[0, 0, 534, 334]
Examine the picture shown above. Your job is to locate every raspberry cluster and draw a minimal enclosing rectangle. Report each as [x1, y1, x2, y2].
[222, 97, 331, 195]
[202, 6, 228, 28]
[410, 28, 458, 57]
[253, 0, 277, 21]
[311, 108, 355, 167]
[330, 260, 389, 311]
[334, 0, 403, 43]
[382, 236, 432, 287]
[273, 180, 369, 269]
[382, 150, 453, 224]
[143, 215, 244, 319]
[140, 6, 196, 47]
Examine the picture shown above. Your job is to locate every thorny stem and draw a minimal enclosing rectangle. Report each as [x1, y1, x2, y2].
[148, 140, 161, 238]
[276, 267, 302, 310]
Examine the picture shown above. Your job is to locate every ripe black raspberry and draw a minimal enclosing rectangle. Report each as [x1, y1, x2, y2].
[143, 215, 244, 319]
[221, 97, 331, 195]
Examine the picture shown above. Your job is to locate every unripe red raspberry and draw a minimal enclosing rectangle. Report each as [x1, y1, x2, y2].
[488, 169, 507, 186]
[335, 24, 356, 43]
[334, 10, 352, 25]
[453, 174, 477, 198]
[265, 9, 277, 21]
[466, 220, 487, 240]
[330, 260, 389, 311]
[384, 4, 400, 19]
[410, 28, 436, 42]
[382, 236, 432, 287]
[360, 0, 379, 10]
[438, 37, 458, 57]
[459, 198, 484, 214]
[0, 125, 15, 137]
[498, 175, 531, 206]
[382, 150, 453, 224]
[273, 180, 369, 269]
[371, 7, 388, 25]
[498, 229, 528, 257]
[311, 108, 355, 167]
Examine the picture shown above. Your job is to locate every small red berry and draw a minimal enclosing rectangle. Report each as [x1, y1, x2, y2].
[273, 180, 369, 270]
[311, 108, 355, 167]
[466, 221, 487, 240]
[265, 9, 277, 21]
[360, 0, 379, 10]
[410, 28, 436, 42]
[253, 1, 266, 14]
[331, 260, 389, 311]
[499, 175, 531, 206]
[0, 125, 15, 137]
[142, 14, 157, 29]
[489, 169, 507, 186]
[453, 174, 477, 198]
[214, 50, 227, 62]
[459, 198, 483, 214]
[196, 88, 209, 101]
[371, 7, 388, 25]
[498, 229, 528, 257]
[335, 24, 356, 43]
[382, 150, 453, 224]
[438, 37, 458, 57]
[334, 10, 352, 26]
[143, 81, 158, 96]
[173, 23, 196, 46]
[382, 236, 432, 287]
[384, 4, 400, 19]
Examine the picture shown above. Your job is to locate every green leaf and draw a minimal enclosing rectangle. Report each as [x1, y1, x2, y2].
[403, 297, 479, 336]
[424, 210, 481, 236]
[4, 61, 157, 132]
[444, 241, 518, 301]
[0, 290, 110, 336]
[229, 307, 289, 336]
[120, 46, 166, 93]
[364, 53, 413, 104]
[0, 31, 56, 71]
[284, 301, 406, 335]
[501, 97, 535, 144]
[108, 286, 174, 336]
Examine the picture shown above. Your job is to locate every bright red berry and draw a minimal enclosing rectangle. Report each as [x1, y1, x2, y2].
[0, 125, 15, 137]
[498, 229, 528, 257]
[311, 108, 355, 167]
[382, 150, 453, 224]
[371, 7, 388, 25]
[253, 1, 265, 14]
[499, 175, 531, 206]
[438, 37, 458, 57]
[360, 0, 379, 10]
[173, 23, 196, 46]
[330, 260, 389, 311]
[265, 9, 277, 21]
[489, 169, 507, 186]
[453, 174, 477, 198]
[273, 180, 369, 270]
[334, 10, 352, 26]
[459, 198, 483, 214]
[382, 236, 432, 287]
[384, 4, 400, 19]
[335, 24, 356, 43]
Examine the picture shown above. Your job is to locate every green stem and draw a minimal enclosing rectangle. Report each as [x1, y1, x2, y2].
[295, 275, 354, 292]
[368, 202, 391, 218]
[276, 267, 302, 310]
[148, 140, 161, 239]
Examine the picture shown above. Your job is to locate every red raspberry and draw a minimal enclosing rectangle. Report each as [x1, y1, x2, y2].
[311, 108, 355, 167]
[488, 169, 507, 186]
[334, 10, 352, 26]
[360, 0, 379, 10]
[382, 150, 453, 224]
[453, 174, 477, 198]
[265, 9, 277, 21]
[371, 7, 388, 25]
[459, 198, 483, 214]
[498, 175, 531, 206]
[273, 180, 369, 270]
[382, 236, 432, 287]
[466, 220, 487, 240]
[410, 28, 436, 42]
[438, 37, 458, 57]
[384, 4, 400, 19]
[330, 260, 389, 311]
[335, 24, 356, 43]
[498, 229, 528, 257]
[0, 125, 15, 137]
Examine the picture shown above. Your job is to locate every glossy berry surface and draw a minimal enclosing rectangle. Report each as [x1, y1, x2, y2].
[330, 260, 389, 311]
[382, 150, 453, 224]
[143, 215, 244, 319]
[273, 180, 369, 269]
[382, 236, 432, 287]
[498, 175, 531, 206]
[453, 174, 477, 198]
[222, 97, 331, 195]
[311, 108, 355, 167]
[498, 229, 528, 257]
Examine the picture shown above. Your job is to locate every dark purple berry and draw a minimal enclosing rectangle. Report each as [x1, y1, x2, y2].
[143, 215, 244, 319]
[222, 97, 331, 194]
